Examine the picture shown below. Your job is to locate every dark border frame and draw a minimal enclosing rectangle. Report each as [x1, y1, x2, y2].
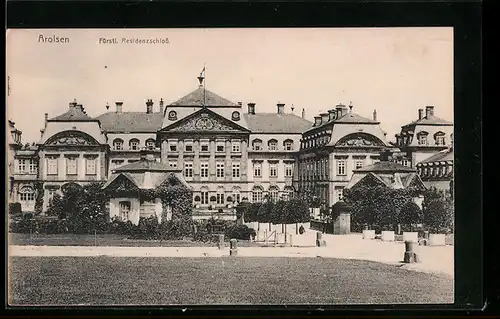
[4, 0, 483, 316]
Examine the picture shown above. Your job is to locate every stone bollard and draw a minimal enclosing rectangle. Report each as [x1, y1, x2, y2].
[217, 234, 225, 250]
[423, 231, 430, 240]
[403, 240, 419, 263]
[230, 239, 238, 256]
[289, 234, 293, 247]
[316, 232, 326, 247]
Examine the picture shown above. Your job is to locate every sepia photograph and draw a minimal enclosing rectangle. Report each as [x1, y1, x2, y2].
[6, 27, 454, 306]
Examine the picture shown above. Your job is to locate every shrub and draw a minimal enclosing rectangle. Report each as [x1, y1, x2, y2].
[398, 201, 423, 232]
[9, 203, 22, 218]
[9, 219, 34, 233]
[225, 224, 256, 240]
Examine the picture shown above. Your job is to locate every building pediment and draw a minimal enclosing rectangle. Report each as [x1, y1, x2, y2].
[160, 108, 250, 133]
[335, 133, 386, 148]
[45, 130, 100, 146]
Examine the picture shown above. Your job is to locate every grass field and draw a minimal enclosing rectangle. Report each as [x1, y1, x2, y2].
[8, 256, 453, 305]
[8, 233, 260, 247]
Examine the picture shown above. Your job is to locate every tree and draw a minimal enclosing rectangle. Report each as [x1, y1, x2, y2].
[398, 201, 423, 232]
[422, 188, 454, 234]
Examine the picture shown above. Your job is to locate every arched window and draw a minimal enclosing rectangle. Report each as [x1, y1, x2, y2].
[416, 131, 429, 145]
[129, 139, 140, 151]
[252, 139, 262, 151]
[283, 186, 295, 201]
[252, 186, 264, 203]
[146, 138, 156, 150]
[216, 187, 225, 205]
[434, 131, 446, 146]
[283, 139, 294, 151]
[18, 186, 35, 202]
[200, 187, 209, 205]
[232, 186, 241, 204]
[268, 186, 280, 202]
[113, 138, 124, 150]
[268, 139, 278, 151]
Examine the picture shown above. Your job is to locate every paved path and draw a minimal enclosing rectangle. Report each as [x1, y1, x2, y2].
[9, 233, 453, 278]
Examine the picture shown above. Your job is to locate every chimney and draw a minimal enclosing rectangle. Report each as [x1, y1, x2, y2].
[336, 105, 343, 118]
[115, 101, 123, 114]
[425, 105, 434, 118]
[40, 129, 45, 139]
[159, 98, 164, 114]
[69, 99, 77, 109]
[418, 109, 424, 120]
[302, 108, 306, 119]
[44, 113, 48, 127]
[373, 109, 377, 121]
[320, 112, 329, 124]
[328, 109, 337, 121]
[238, 101, 243, 107]
[277, 103, 285, 115]
[146, 99, 154, 114]
[314, 116, 322, 126]
[247, 103, 256, 115]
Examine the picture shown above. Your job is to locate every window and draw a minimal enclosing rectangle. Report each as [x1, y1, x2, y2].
[252, 186, 263, 203]
[253, 162, 262, 177]
[19, 187, 35, 202]
[200, 162, 209, 178]
[283, 186, 294, 200]
[47, 188, 58, 204]
[66, 157, 78, 175]
[269, 163, 278, 178]
[200, 188, 209, 205]
[185, 142, 193, 153]
[201, 142, 209, 152]
[113, 139, 124, 150]
[252, 139, 262, 151]
[216, 142, 225, 153]
[354, 160, 364, 170]
[232, 187, 241, 204]
[168, 141, 177, 152]
[269, 186, 280, 202]
[46, 157, 58, 175]
[216, 189, 225, 205]
[401, 160, 409, 167]
[17, 159, 26, 173]
[85, 157, 97, 175]
[335, 186, 345, 201]
[285, 163, 293, 177]
[28, 160, 37, 174]
[284, 140, 294, 151]
[417, 133, 428, 145]
[232, 163, 240, 178]
[216, 162, 225, 179]
[232, 141, 240, 153]
[268, 139, 278, 151]
[337, 160, 346, 176]
[119, 201, 131, 221]
[168, 161, 178, 168]
[168, 111, 177, 121]
[129, 139, 139, 150]
[184, 162, 193, 178]
[435, 133, 446, 146]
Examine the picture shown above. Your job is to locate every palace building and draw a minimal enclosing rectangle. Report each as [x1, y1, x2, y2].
[7, 77, 453, 221]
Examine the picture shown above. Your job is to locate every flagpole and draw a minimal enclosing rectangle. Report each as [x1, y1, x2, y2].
[203, 63, 206, 107]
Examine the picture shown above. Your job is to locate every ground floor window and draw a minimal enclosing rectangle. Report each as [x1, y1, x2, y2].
[119, 201, 131, 221]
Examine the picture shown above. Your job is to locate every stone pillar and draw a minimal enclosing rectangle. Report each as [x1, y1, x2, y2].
[155, 198, 163, 223]
[241, 139, 248, 180]
[403, 240, 419, 263]
[78, 155, 85, 180]
[58, 154, 66, 180]
[218, 234, 225, 249]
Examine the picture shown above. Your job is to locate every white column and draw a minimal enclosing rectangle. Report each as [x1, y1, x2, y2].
[132, 199, 141, 225]
[78, 155, 85, 180]
[96, 154, 101, 180]
[58, 155, 66, 180]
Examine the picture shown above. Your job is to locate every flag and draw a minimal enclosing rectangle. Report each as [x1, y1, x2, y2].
[200, 66, 205, 77]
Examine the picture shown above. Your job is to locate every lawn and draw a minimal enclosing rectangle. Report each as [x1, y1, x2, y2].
[8, 256, 453, 305]
[8, 233, 260, 247]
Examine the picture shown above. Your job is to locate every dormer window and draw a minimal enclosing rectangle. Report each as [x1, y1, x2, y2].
[434, 132, 446, 146]
[113, 139, 124, 151]
[146, 139, 156, 150]
[168, 111, 177, 121]
[129, 139, 139, 150]
[417, 132, 429, 145]
[284, 139, 294, 151]
[252, 139, 262, 151]
[168, 141, 178, 152]
[268, 139, 278, 151]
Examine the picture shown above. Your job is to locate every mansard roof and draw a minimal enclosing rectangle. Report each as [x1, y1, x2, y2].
[95, 112, 163, 133]
[402, 115, 453, 127]
[354, 161, 416, 173]
[50, 105, 96, 122]
[418, 148, 454, 165]
[243, 113, 313, 133]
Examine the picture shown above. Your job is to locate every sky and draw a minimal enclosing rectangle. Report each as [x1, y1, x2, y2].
[6, 27, 453, 143]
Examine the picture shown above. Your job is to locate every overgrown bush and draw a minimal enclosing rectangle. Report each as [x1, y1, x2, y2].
[9, 203, 22, 218]
[225, 224, 256, 240]
[422, 188, 454, 234]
